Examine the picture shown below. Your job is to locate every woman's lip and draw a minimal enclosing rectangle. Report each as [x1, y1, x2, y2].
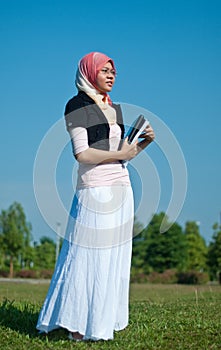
[106, 81, 113, 86]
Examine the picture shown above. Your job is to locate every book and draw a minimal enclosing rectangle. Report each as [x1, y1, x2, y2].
[125, 114, 149, 144]
[122, 115, 149, 166]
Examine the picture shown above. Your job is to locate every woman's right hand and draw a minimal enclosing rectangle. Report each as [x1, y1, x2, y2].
[120, 137, 138, 160]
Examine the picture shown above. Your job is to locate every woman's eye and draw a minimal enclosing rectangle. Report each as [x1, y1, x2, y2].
[100, 69, 116, 76]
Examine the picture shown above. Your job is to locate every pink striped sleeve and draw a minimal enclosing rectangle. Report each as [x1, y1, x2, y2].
[69, 127, 89, 155]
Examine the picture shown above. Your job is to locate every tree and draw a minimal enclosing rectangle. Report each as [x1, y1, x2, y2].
[145, 213, 186, 272]
[184, 221, 208, 272]
[0, 234, 5, 269]
[0, 202, 32, 278]
[132, 212, 187, 273]
[207, 223, 221, 281]
[132, 216, 150, 273]
[34, 236, 56, 270]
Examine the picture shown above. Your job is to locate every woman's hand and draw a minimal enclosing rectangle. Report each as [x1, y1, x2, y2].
[137, 124, 155, 150]
[120, 137, 138, 160]
[139, 124, 155, 143]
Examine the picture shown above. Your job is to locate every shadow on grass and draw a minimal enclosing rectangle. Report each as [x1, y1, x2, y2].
[0, 298, 68, 341]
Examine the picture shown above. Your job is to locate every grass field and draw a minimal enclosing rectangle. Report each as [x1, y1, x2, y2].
[0, 280, 220, 349]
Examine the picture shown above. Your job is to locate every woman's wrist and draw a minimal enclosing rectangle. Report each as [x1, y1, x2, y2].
[116, 149, 125, 161]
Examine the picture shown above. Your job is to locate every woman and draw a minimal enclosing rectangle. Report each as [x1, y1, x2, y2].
[36, 52, 155, 341]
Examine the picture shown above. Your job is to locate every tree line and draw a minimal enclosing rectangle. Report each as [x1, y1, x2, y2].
[0, 202, 221, 283]
[132, 212, 221, 283]
[0, 202, 57, 278]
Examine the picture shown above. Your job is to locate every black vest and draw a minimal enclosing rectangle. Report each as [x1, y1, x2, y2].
[64, 91, 125, 151]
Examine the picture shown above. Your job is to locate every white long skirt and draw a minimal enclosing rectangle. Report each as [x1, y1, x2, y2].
[36, 185, 134, 341]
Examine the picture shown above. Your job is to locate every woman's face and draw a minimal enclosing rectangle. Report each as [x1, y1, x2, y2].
[96, 61, 116, 93]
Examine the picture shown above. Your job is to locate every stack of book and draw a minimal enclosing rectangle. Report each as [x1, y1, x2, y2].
[125, 114, 149, 144]
[122, 114, 149, 166]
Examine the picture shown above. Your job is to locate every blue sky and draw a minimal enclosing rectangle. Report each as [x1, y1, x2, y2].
[0, 0, 221, 244]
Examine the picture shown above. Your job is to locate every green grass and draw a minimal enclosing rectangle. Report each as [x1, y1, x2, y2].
[0, 281, 220, 349]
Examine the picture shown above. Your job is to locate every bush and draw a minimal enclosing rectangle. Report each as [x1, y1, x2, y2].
[38, 269, 54, 279]
[130, 272, 149, 283]
[0, 269, 9, 278]
[147, 270, 178, 284]
[130, 270, 178, 284]
[130, 269, 210, 285]
[15, 269, 37, 279]
[177, 271, 210, 285]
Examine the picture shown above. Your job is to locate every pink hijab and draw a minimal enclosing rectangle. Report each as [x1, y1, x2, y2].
[75, 52, 116, 104]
